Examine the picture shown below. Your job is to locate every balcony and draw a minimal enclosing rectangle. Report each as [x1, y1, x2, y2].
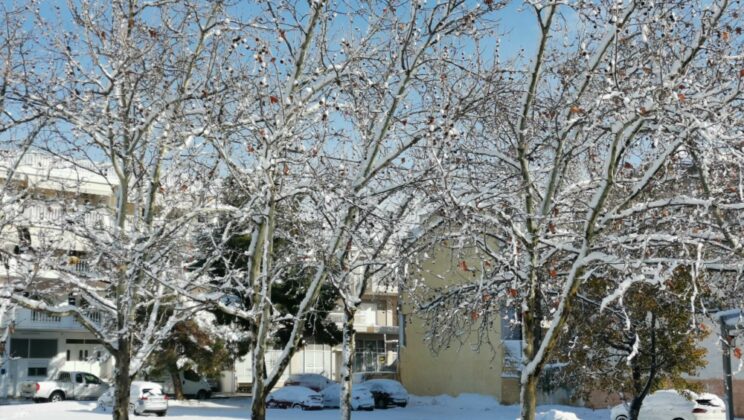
[22, 205, 112, 230]
[9, 308, 102, 332]
[328, 306, 398, 335]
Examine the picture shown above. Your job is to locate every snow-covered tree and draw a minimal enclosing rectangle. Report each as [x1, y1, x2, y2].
[204, 1, 507, 418]
[0, 2, 47, 377]
[6, 2, 237, 419]
[410, 1, 744, 419]
[555, 268, 711, 420]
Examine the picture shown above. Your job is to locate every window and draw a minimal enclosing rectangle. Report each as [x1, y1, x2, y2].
[11, 339, 57, 358]
[183, 370, 201, 382]
[75, 373, 83, 383]
[376, 300, 388, 326]
[58, 372, 71, 382]
[78, 349, 88, 361]
[354, 303, 376, 326]
[65, 339, 101, 344]
[304, 344, 326, 374]
[66, 350, 70, 361]
[10, 339, 29, 358]
[354, 338, 386, 372]
[29, 339, 57, 358]
[83, 373, 100, 384]
[28, 367, 47, 377]
[14, 227, 31, 254]
[500, 307, 522, 341]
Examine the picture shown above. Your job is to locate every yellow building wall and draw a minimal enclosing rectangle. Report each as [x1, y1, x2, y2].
[400, 239, 519, 403]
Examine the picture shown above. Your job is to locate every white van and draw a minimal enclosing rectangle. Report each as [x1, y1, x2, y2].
[159, 370, 212, 399]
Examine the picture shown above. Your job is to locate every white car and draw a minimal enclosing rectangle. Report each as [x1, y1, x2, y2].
[320, 383, 375, 411]
[610, 390, 726, 420]
[21, 371, 109, 402]
[267, 385, 324, 410]
[97, 381, 168, 417]
[362, 379, 409, 408]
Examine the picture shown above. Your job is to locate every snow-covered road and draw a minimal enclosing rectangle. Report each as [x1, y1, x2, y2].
[0, 395, 611, 420]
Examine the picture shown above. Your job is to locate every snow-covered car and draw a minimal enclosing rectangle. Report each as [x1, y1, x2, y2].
[267, 385, 324, 410]
[284, 373, 334, 391]
[610, 390, 725, 420]
[97, 381, 168, 417]
[21, 371, 109, 402]
[362, 379, 409, 408]
[320, 383, 375, 411]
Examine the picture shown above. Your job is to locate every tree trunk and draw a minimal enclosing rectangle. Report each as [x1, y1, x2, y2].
[250, 299, 271, 420]
[520, 267, 542, 420]
[250, 385, 267, 420]
[628, 397, 643, 420]
[113, 339, 132, 420]
[520, 373, 539, 420]
[169, 365, 185, 400]
[628, 313, 657, 420]
[340, 306, 355, 420]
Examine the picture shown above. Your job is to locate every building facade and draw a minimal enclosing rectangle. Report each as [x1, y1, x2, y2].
[223, 282, 399, 392]
[397, 239, 521, 404]
[0, 151, 116, 397]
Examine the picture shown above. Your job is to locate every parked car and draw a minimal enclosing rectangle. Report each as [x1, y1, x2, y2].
[98, 381, 168, 417]
[351, 371, 397, 384]
[21, 371, 109, 402]
[610, 390, 726, 420]
[362, 379, 409, 408]
[267, 386, 324, 410]
[155, 370, 212, 399]
[284, 373, 334, 391]
[320, 383, 375, 411]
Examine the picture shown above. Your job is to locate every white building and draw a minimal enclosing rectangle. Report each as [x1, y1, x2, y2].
[0, 151, 116, 398]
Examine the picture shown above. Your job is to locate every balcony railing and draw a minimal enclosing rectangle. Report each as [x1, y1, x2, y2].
[31, 311, 62, 323]
[23, 205, 111, 229]
[12, 308, 104, 331]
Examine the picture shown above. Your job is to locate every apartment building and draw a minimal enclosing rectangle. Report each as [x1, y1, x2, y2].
[222, 280, 400, 392]
[397, 238, 521, 404]
[0, 151, 115, 398]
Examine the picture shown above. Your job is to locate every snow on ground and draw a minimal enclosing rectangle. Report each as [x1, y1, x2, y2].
[0, 394, 611, 420]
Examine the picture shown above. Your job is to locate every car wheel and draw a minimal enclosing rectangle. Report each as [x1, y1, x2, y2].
[196, 389, 208, 400]
[615, 416, 628, 420]
[129, 402, 135, 412]
[49, 392, 64, 403]
[292, 403, 302, 410]
[156, 411, 167, 417]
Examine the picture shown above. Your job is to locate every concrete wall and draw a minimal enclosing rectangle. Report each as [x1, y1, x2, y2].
[400, 240, 517, 402]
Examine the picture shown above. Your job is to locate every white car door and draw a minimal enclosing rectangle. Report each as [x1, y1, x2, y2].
[83, 373, 106, 398]
[73, 373, 89, 399]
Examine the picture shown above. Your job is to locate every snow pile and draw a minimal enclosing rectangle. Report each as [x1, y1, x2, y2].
[536, 409, 581, 420]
